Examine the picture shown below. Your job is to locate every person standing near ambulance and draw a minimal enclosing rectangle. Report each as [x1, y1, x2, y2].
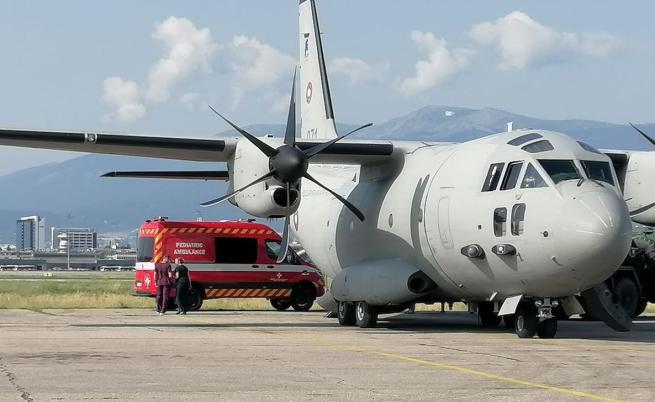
[174, 257, 192, 315]
[154, 255, 173, 315]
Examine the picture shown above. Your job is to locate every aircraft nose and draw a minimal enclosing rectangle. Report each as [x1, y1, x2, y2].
[554, 186, 632, 288]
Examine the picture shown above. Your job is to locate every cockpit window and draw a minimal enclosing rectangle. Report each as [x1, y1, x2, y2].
[500, 161, 523, 190]
[522, 140, 554, 153]
[508, 133, 543, 146]
[538, 160, 581, 184]
[581, 160, 614, 185]
[482, 163, 505, 192]
[520, 163, 548, 188]
[577, 141, 602, 154]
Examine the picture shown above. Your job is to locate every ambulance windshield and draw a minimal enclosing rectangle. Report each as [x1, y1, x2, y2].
[136, 237, 155, 262]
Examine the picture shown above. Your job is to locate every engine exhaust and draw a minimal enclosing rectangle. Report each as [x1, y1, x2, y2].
[407, 271, 437, 294]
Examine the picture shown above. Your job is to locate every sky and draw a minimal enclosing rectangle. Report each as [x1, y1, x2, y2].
[0, 0, 653, 174]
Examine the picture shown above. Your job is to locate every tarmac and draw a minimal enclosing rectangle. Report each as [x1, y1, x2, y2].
[1, 309, 655, 401]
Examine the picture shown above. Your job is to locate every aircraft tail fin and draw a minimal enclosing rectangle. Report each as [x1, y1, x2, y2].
[299, 0, 338, 140]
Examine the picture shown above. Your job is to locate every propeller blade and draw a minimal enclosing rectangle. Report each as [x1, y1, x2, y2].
[284, 69, 298, 147]
[277, 215, 291, 263]
[304, 123, 373, 158]
[277, 183, 292, 263]
[201, 170, 276, 207]
[303, 172, 365, 221]
[629, 123, 655, 147]
[208, 105, 277, 157]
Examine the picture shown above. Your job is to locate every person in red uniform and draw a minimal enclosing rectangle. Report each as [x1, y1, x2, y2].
[154, 256, 173, 315]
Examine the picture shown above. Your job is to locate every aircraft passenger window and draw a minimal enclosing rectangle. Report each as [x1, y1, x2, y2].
[493, 208, 507, 237]
[581, 160, 615, 185]
[265, 240, 295, 263]
[522, 140, 554, 153]
[577, 141, 602, 154]
[481, 163, 505, 192]
[215, 237, 258, 264]
[508, 133, 543, 146]
[538, 160, 581, 184]
[511, 204, 526, 236]
[500, 161, 523, 190]
[520, 163, 548, 188]
[136, 237, 155, 262]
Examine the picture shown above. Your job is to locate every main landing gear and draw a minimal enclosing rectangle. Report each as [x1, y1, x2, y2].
[337, 301, 379, 328]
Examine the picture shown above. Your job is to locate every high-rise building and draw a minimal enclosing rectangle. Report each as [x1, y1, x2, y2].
[51, 228, 98, 251]
[16, 216, 46, 251]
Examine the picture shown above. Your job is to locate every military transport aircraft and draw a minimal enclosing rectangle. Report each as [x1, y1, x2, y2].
[0, 0, 653, 338]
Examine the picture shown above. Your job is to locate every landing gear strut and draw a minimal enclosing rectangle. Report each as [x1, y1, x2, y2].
[478, 302, 501, 328]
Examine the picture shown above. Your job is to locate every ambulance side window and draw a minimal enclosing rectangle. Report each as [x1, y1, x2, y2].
[265, 240, 295, 264]
[137, 237, 154, 262]
[215, 237, 258, 264]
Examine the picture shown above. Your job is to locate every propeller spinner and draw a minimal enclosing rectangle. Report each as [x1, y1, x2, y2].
[202, 70, 371, 262]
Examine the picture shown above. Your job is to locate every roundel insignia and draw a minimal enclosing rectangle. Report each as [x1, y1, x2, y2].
[306, 81, 313, 104]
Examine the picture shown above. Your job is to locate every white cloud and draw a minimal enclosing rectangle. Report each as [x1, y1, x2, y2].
[180, 92, 217, 112]
[396, 31, 472, 96]
[102, 17, 218, 122]
[146, 17, 218, 103]
[102, 77, 146, 123]
[328, 57, 387, 84]
[228, 35, 296, 105]
[469, 11, 622, 70]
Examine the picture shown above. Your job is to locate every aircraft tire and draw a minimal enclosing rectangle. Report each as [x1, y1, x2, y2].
[478, 302, 501, 327]
[355, 302, 378, 328]
[337, 302, 356, 326]
[270, 299, 292, 311]
[615, 277, 639, 317]
[537, 318, 558, 339]
[515, 304, 538, 338]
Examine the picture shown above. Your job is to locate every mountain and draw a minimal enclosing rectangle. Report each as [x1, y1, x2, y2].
[0, 106, 653, 243]
[363, 105, 655, 150]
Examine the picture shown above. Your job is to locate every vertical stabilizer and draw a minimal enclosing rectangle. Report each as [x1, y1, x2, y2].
[299, 0, 338, 139]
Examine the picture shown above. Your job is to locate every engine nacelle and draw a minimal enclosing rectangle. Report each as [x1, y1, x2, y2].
[330, 259, 436, 306]
[230, 139, 300, 218]
[622, 151, 655, 225]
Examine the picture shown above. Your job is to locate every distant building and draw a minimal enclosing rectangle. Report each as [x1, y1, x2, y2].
[16, 216, 46, 251]
[51, 228, 98, 251]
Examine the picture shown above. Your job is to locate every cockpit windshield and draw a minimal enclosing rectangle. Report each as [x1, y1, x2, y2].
[581, 160, 614, 185]
[520, 163, 548, 188]
[538, 160, 581, 184]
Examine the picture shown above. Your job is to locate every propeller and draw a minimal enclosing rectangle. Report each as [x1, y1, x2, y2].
[630, 123, 655, 147]
[203, 69, 372, 262]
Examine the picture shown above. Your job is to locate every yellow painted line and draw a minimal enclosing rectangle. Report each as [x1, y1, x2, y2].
[297, 334, 622, 402]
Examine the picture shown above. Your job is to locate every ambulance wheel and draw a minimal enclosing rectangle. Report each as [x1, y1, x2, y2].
[270, 299, 292, 311]
[514, 303, 538, 338]
[337, 302, 356, 326]
[478, 302, 501, 328]
[188, 287, 204, 311]
[291, 284, 315, 311]
[355, 302, 378, 328]
[537, 318, 558, 339]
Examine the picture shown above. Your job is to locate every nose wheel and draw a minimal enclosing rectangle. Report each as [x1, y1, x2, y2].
[514, 302, 558, 338]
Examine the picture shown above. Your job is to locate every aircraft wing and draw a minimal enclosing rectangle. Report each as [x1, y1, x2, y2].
[0, 128, 238, 162]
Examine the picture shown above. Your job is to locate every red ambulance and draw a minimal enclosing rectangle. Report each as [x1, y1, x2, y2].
[133, 218, 325, 311]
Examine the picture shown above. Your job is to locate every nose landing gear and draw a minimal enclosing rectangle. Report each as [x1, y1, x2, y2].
[514, 298, 559, 339]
